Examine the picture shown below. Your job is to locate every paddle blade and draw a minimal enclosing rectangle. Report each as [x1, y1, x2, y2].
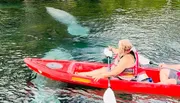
[104, 48, 113, 57]
[138, 54, 150, 65]
[103, 88, 116, 103]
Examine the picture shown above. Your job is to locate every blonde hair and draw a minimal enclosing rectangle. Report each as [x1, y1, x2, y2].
[118, 39, 133, 54]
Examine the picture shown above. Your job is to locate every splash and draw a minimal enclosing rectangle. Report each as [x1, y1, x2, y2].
[46, 7, 89, 36]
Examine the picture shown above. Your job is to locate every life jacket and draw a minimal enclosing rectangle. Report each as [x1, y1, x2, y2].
[111, 47, 139, 77]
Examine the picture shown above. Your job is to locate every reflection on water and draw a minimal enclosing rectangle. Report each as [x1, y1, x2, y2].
[0, 0, 180, 103]
[26, 83, 104, 103]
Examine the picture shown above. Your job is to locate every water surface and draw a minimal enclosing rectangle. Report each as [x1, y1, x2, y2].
[0, 0, 180, 103]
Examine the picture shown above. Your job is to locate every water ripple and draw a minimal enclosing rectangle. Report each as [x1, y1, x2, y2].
[0, 1, 180, 103]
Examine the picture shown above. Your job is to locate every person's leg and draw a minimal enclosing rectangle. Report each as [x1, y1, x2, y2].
[163, 79, 177, 84]
[159, 69, 177, 84]
[160, 69, 170, 83]
[76, 67, 107, 77]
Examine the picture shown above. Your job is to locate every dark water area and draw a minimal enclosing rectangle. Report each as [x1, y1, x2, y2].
[0, 0, 180, 103]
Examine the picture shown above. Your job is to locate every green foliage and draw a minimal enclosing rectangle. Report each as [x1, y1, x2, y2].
[0, 0, 24, 3]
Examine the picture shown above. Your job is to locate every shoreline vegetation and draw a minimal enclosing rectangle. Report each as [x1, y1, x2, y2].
[0, 0, 60, 3]
[0, 0, 23, 3]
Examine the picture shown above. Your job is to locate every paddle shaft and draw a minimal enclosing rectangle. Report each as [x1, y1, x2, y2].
[107, 57, 111, 87]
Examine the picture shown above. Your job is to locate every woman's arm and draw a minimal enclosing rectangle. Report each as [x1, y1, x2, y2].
[108, 46, 119, 54]
[92, 54, 135, 82]
[103, 55, 133, 77]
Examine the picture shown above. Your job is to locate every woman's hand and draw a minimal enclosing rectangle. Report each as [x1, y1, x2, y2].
[92, 74, 106, 82]
[108, 46, 113, 51]
[108, 46, 118, 54]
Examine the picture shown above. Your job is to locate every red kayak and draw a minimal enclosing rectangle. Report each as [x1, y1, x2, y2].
[24, 58, 180, 97]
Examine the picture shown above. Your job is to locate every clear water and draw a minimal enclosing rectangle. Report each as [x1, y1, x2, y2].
[0, 0, 180, 103]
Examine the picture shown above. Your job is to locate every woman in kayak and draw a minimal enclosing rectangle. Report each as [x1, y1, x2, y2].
[159, 63, 180, 85]
[76, 39, 137, 81]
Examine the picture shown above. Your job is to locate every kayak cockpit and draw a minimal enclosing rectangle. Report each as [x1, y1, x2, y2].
[137, 67, 161, 83]
[70, 62, 106, 74]
[70, 61, 161, 83]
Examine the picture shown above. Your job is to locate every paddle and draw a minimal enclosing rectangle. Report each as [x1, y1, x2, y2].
[138, 55, 180, 73]
[103, 48, 117, 103]
[138, 54, 159, 66]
